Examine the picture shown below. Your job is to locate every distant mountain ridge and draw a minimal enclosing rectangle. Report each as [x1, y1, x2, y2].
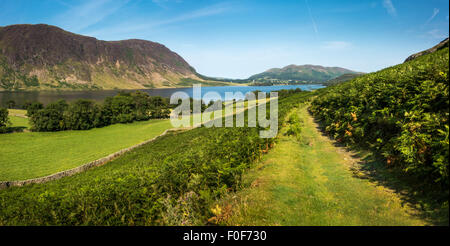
[248, 64, 359, 83]
[0, 24, 216, 91]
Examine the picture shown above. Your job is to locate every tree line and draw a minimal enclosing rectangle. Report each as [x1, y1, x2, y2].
[25, 91, 172, 132]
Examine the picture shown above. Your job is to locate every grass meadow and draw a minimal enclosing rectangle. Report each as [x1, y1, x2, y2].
[0, 118, 173, 181]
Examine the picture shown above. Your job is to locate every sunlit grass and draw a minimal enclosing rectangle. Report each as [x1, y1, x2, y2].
[221, 106, 427, 226]
[0, 119, 173, 181]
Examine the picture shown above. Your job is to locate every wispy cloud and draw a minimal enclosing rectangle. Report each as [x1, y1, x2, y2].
[326, 2, 377, 13]
[321, 41, 352, 50]
[152, 0, 183, 9]
[426, 29, 448, 39]
[382, 0, 397, 17]
[85, 2, 231, 38]
[305, 0, 318, 39]
[424, 8, 440, 25]
[53, 0, 129, 32]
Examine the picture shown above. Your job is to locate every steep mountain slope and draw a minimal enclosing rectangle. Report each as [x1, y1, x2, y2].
[0, 24, 210, 91]
[248, 64, 358, 83]
[404, 38, 449, 63]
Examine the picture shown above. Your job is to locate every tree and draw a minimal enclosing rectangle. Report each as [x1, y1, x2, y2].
[64, 99, 100, 130]
[131, 91, 151, 121]
[26, 102, 44, 117]
[22, 101, 33, 110]
[0, 107, 9, 128]
[29, 100, 68, 131]
[103, 95, 136, 124]
[6, 100, 15, 109]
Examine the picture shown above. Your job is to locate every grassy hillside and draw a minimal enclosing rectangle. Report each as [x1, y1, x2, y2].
[310, 47, 449, 192]
[249, 65, 358, 83]
[0, 91, 309, 225]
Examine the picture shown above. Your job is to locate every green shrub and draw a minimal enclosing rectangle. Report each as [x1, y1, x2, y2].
[29, 100, 68, 132]
[0, 107, 9, 128]
[310, 47, 449, 188]
[63, 100, 102, 130]
[285, 112, 303, 141]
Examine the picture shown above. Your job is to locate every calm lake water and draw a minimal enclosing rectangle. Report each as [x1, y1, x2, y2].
[0, 84, 325, 107]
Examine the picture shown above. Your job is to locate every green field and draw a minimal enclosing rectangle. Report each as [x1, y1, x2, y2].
[0, 119, 173, 181]
[0, 101, 262, 181]
[6, 109, 29, 128]
[0, 91, 301, 225]
[219, 106, 432, 225]
[8, 115, 30, 128]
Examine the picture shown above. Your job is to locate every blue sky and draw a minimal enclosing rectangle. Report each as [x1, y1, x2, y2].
[0, 0, 449, 78]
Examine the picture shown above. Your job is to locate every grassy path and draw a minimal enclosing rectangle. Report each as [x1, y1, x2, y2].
[222, 105, 427, 226]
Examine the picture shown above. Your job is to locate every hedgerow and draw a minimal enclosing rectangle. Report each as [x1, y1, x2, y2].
[0, 90, 312, 225]
[309, 47, 449, 188]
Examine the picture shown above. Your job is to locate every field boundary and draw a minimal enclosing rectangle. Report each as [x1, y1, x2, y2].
[0, 127, 191, 189]
[0, 100, 266, 189]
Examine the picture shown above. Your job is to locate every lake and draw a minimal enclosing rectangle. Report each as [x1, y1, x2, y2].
[0, 84, 325, 107]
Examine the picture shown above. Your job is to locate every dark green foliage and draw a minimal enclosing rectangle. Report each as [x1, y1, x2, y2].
[29, 100, 68, 132]
[310, 48, 449, 188]
[6, 100, 15, 109]
[63, 100, 102, 130]
[0, 90, 311, 225]
[0, 107, 9, 128]
[277, 88, 303, 98]
[28, 92, 172, 132]
[25, 102, 44, 117]
[23, 75, 39, 87]
[103, 93, 137, 124]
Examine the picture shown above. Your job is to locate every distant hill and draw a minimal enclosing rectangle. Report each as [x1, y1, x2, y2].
[0, 24, 223, 91]
[248, 64, 359, 83]
[404, 37, 449, 63]
[323, 73, 365, 86]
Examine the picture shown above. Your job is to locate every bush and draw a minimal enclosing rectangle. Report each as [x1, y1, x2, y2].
[0, 107, 9, 128]
[310, 47, 449, 188]
[285, 112, 303, 141]
[29, 100, 68, 132]
[63, 100, 102, 130]
[26, 102, 44, 117]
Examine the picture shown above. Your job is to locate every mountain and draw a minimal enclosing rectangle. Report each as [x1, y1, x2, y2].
[248, 64, 359, 83]
[0, 24, 220, 91]
[323, 73, 365, 86]
[404, 37, 449, 63]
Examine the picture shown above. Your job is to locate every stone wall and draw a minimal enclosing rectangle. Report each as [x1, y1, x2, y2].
[0, 127, 191, 189]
